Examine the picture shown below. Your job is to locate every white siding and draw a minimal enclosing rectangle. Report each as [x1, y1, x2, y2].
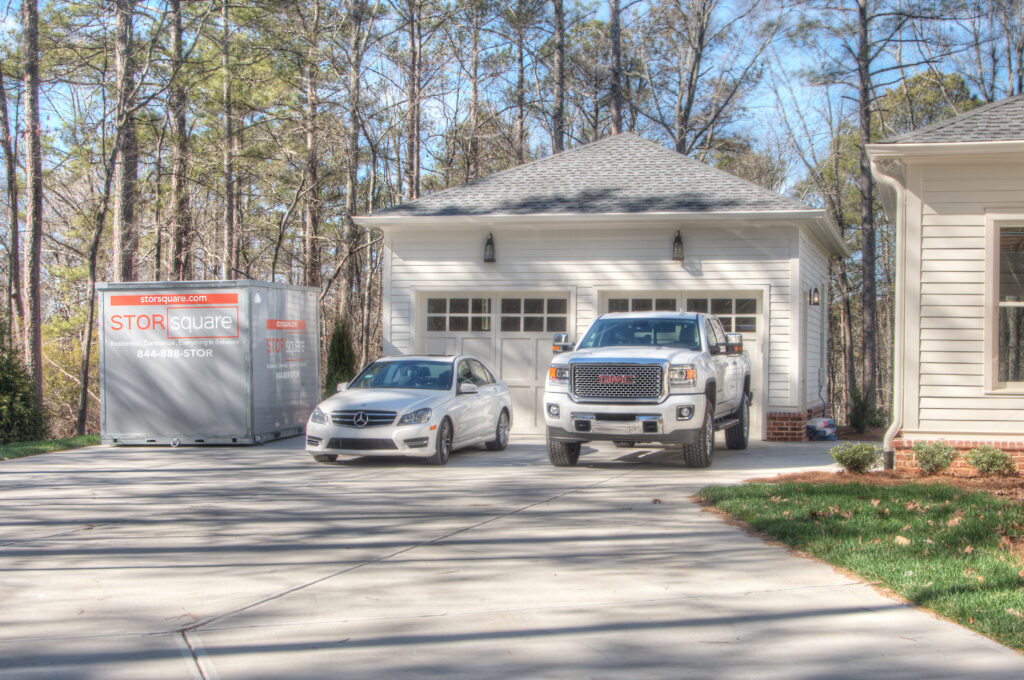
[387, 223, 799, 410]
[904, 159, 1024, 436]
[800, 228, 830, 408]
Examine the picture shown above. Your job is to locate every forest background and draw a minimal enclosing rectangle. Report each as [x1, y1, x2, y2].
[0, 0, 1020, 438]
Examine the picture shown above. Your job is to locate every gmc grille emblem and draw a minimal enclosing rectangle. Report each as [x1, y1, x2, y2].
[598, 374, 636, 385]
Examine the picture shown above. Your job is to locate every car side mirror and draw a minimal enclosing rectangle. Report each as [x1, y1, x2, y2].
[336, 382, 348, 392]
[725, 333, 744, 356]
[458, 382, 479, 395]
[552, 332, 573, 354]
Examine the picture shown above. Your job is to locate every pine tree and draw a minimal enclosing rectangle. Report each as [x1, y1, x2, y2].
[324, 323, 357, 397]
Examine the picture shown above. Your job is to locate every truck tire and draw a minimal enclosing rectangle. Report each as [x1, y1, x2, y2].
[682, 399, 714, 468]
[485, 409, 510, 451]
[547, 431, 580, 466]
[425, 419, 452, 465]
[313, 453, 337, 463]
[725, 395, 749, 450]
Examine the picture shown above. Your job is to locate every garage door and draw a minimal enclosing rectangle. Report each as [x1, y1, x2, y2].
[421, 293, 570, 434]
[602, 292, 764, 440]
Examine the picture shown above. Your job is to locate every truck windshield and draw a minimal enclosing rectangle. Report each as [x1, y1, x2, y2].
[348, 360, 453, 390]
[578, 318, 701, 350]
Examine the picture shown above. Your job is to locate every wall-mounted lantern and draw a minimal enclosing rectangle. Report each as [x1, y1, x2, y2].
[483, 233, 495, 263]
[809, 287, 820, 306]
[672, 231, 684, 261]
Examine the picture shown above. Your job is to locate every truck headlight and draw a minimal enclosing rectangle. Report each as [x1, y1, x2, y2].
[669, 365, 697, 388]
[548, 366, 569, 386]
[310, 407, 329, 424]
[398, 407, 432, 425]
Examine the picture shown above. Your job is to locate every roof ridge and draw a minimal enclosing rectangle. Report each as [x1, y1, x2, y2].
[880, 93, 1024, 144]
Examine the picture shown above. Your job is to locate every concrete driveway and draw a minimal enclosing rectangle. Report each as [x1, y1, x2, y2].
[2, 436, 1022, 679]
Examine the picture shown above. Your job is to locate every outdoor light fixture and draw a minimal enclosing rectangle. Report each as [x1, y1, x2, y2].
[483, 233, 495, 263]
[809, 287, 820, 306]
[672, 231, 684, 261]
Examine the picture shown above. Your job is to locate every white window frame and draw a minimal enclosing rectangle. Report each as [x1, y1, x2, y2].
[985, 212, 1024, 393]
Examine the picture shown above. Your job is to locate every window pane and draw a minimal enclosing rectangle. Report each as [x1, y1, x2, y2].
[998, 306, 1024, 382]
[735, 298, 757, 314]
[524, 298, 544, 314]
[524, 316, 544, 332]
[631, 298, 653, 312]
[427, 298, 447, 314]
[686, 298, 708, 313]
[501, 316, 521, 332]
[711, 298, 732, 315]
[655, 298, 676, 311]
[471, 316, 491, 332]
[502, 298, 521, 314]
[547, 298, 567, 314]
[1000, 227, 1024, 302]
[427, 316, 446, 332]
[608, 298, 628, 312]
[472, 298, 491, 314]
[448, 317, 469, 332]
[449, 298, 469, 314]
[547, 317, 567, 332]
[719, 317, 733, 332]
[735, 316, 757, 333]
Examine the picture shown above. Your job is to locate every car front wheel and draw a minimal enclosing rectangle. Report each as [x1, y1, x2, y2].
[485, 409, 510, 451]
[426, 418, 452, 465]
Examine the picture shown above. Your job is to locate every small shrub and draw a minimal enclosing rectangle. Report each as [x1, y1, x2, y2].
[966, 446, 1017, 477]
[847, 384, 876, 434]
[913, 440, 958, 475]
[0, 345, 46, 445]
[323, 322, 357, 398]
[830, 442, 881, 473]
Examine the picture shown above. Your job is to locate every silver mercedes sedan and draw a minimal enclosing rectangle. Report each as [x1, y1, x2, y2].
[305, 355, 512, 465]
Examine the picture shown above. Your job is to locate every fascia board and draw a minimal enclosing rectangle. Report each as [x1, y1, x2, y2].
[866, 140, 1024, 160]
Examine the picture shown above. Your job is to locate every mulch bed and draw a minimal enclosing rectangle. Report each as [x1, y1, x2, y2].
[748, 469, 1024, 502]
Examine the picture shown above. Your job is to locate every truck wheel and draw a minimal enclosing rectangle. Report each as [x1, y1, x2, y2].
[682, 399, 714, 468]
[547, 431, 580, 466]
[613, 441, 635, 448]
[313, 453, 337, 463]
[725, 395, 749, 450]
[485, 410, 510, 451]
[426, 419, 452, 465]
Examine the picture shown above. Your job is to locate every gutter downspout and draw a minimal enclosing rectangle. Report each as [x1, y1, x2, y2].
[872, 157, 906, 470]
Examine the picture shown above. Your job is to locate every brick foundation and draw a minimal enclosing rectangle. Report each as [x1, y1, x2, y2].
[892, 436, 1024, 474]
[766, 405, 827, 442]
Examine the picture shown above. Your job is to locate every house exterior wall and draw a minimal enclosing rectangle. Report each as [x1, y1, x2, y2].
[894, 155, 1024, 469]
[381, 220, 831, 439]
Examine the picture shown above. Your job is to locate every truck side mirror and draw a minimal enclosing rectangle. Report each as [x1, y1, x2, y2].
[725, 333, 744, 356]
[552, 332, 573, 354]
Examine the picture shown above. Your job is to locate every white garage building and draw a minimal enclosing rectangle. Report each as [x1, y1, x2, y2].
[355, 133, 848, 440]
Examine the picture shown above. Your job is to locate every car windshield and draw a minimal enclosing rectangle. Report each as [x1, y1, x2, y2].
[578, 318, 701, 350]
[348, 360, 453, 391]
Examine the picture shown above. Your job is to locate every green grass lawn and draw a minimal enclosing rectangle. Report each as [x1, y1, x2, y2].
[698, 481, 1024, 651]
[0, 435, 101, 460]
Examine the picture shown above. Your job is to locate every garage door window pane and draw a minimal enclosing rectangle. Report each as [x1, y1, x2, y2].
[686, 299, 708, 313]
[524, 316, 544, 332]
[472, 298, 491, 314]
[608, 298, 628, 312]
[719, 317, 732, 332]
[547, 298, 567, 314]
[501, 316, 521, 332]
[735, 317, 756, 333]
[427, 298, 447, 314]
[450, 298, 469, 314]
[502, 298, 521, 314]
[524, 298, 544, 314]
[472, 317, 491, 332]
[736, 298, 756, 314]
[711, 298, 732, 315]
[655, 298, 676, 311]
[427, 316, 446, 331]
[448, 317, 469, 332]
[631, 298, 653, 312]
[547, 317, 566, 332]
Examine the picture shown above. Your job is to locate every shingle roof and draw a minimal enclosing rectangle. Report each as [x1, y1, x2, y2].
[879, 93, 1024, 144]
[374, 132, 814, 217]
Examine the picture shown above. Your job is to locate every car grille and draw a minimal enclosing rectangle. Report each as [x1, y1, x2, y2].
[571, 364, 664, 401]
[326, 438, 398, 451]
[331, 410, 396, 427]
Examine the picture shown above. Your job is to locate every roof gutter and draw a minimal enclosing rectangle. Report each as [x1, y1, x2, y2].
[866, 139, 1024, 159]
[868, 154, 907, 470]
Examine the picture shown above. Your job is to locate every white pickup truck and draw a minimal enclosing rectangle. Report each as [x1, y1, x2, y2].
[543, 311, 752, 467]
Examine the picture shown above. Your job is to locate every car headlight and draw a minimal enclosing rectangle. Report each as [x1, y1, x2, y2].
[548, 366, 569, 386]
[310, 406, 329, 424]
[669, 365, 697, 388]
[398, 407, 432, 425]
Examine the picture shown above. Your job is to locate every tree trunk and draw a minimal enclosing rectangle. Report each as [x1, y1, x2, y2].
[112, 0, 138, 282]
[515, 28, 526, 164]
[552, 0, 565, 152]
[609, 0, 623, 134]
[343, 0, 367, 323]
[22, 0, 43, 400]
[857, 0, 877, 409]
[406, 0, 421, 199]
[468, 9, 480, 182]
[303, 4, 322, 288]
[169, 0, 192, 280]
[221, 0, 236, 281]
[0, 63, 22, 349]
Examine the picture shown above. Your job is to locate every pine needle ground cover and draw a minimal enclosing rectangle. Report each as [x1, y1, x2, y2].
[697, 481, 1024, 651]
[0, 435, 100, 461]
